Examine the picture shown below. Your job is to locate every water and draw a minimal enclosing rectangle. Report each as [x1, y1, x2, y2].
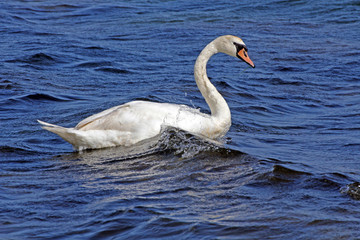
[1, 0, 360, 239]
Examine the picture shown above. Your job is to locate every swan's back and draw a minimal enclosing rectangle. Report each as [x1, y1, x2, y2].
[76, 101, 180, 132]
[76, 100, 224, 140]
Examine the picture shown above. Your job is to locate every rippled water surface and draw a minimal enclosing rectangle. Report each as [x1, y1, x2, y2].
[1, 0, 360, 239]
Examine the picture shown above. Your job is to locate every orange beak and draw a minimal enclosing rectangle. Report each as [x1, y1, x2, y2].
[237, 49, 255, 68]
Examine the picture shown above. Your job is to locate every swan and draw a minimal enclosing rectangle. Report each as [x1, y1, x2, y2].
[38, 35, 255, 151]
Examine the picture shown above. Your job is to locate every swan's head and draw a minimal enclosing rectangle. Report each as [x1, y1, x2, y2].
[214, 35, 255, 68]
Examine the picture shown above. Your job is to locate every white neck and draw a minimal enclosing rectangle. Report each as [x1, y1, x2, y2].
[194, 40, 231, 131]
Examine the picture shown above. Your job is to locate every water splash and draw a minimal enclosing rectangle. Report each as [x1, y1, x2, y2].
[156, 127, 224, 159]
[341, 182, 360, 200]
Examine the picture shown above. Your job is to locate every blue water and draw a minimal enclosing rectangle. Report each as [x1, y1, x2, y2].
[1, 0, 360, 239]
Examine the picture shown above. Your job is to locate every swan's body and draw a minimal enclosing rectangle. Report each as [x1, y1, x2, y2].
[38, 35, 255, 150]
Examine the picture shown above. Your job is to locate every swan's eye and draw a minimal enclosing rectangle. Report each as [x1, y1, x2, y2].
[233, 42, 248, 54]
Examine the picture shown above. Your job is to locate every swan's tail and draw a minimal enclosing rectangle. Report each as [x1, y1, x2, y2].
[37, 120, 80, 149]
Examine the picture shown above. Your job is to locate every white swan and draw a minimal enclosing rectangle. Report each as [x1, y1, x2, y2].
[38, 35, 255, 151]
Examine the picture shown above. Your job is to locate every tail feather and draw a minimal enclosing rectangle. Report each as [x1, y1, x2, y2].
[37, 120, 64, 129]
[37, 120, 79, 148]
[38, 120, 128, 151]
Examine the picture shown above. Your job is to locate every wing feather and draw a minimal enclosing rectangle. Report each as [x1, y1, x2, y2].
[75, 104, 130, 130]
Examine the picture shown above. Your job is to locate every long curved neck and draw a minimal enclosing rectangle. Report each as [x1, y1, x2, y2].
[194, 40, 231, 129]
